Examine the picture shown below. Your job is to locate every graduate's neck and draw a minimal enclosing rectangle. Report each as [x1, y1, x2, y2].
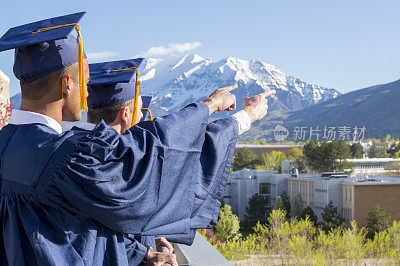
[20, 97, 63, 125]
[109, 123, 123, 135]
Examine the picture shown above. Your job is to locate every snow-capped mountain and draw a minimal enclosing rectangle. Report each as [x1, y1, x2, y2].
[10, 53, 340, 117]
[138, 54, 340, 115]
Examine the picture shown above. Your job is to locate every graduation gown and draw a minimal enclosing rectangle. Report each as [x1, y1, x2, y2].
[0, 103, 238, 265]
[138, 116, 238, 244]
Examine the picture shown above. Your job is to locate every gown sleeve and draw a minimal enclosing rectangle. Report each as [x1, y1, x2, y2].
[140, 117, 239, 244]
[124, 234, 149, 265]
[53, 103, 210, 235]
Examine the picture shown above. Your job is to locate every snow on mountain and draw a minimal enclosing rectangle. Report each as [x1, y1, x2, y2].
[10, 53, 340, 119]
[138, 53, 340, 115]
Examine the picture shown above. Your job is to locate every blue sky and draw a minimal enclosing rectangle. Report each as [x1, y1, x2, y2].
[1, 0, 399, 96]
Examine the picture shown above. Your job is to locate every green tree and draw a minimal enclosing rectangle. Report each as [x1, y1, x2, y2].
[369, 144, 389, 158]
[381, 135, 391, 146]
[320, 201, 345, 233]
[287, 147, 304, 161]
[366, 204, 391, 239]
[274, 191, 292, 219]
[300, 205, 318, 227]
[303, 140, 353, 172]
[303, 140, 321, 171]
[257, 151, 287, 172]
[389, 144, 400, 158]
[280, 191, 291, 218]
[231, 148, 261, 171]
[273, 196, 285, 211]
[290, 193, 303, 219]
[384, 161, 400, 176]
[350, 143, 364, 158]
[213, 204, 242, 241]
[243, 193, 267, 231]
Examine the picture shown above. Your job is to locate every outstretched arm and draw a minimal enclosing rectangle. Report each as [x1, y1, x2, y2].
[142, 90, 276, 244]
[55, 85, 239, 235]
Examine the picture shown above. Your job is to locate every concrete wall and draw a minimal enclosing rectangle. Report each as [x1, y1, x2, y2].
[0, 69, 11, 128]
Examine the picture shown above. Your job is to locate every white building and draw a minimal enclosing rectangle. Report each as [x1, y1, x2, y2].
[347, 158, 400, 174]
[224, 169, 288, 219]
[226, 164, 400, 222]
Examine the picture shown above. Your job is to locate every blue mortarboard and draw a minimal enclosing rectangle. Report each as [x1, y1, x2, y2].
[87, 58, 144, 109]
[0, 12, 87, 84]
[140, 96, 153, 122]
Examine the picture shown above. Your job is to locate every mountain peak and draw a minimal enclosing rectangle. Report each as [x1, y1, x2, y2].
[170, 53, 205, 71]
[186, 53, 204, 63]
[139, 54, 341, 113]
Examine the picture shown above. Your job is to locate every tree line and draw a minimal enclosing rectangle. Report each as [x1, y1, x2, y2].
[203, 194, 395, 263]
[233, 138, 400, 173]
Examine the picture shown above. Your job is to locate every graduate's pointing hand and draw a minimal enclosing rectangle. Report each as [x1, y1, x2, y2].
[146, 251, 178, 266]
[201, 84, 237, 115]
[243, 90, 276, 123]
[155, 237, 174, 253]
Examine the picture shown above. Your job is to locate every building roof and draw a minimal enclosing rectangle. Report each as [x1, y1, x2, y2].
[342, 176, 400, 186]
[347, 158, 400, 163]
[236, 144, 300, 149]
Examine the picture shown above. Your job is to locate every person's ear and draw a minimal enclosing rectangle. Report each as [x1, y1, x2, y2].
[61, 76, 72, 96]
[119, 107, 130, 123]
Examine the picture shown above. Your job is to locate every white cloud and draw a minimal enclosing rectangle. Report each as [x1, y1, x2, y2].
[87, 51, 119, 61]
[142, 42, 202, 57]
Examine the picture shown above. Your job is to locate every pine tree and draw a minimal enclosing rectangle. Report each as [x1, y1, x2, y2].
[320, 201, 345, 233]
[350, 143, 364, 158]
[300, 205, 318, 227]
[243, 193, 267, 231]
[213, 204, 241, 241]
[366, 204, 391, 239]
[280, 191, 291, 218]
[290, 193, 303, 219]
[273, 196, 285, 211]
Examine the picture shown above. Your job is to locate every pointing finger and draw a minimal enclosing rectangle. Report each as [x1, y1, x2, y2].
[223, 84, 238, 92]
[260, 89, 276, 98]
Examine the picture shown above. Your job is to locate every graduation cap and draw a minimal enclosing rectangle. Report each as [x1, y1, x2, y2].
[0, 12, 88, 110]
[140, 96, 153, 122]
[87, 58, 151, 126]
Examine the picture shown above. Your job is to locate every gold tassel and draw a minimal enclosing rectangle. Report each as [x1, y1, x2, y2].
[75, 25, 87, 111]
[131, 72, 140, 127]
[141, 108, 154, 121]
[32, 23, 88, 110]
[105, 66, 141, 126]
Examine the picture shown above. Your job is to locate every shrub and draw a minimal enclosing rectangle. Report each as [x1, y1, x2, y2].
[213, 204, 241, 241]
[366, 204, 391, 240]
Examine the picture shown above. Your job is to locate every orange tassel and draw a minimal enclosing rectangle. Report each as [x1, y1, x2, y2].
[131, 73, 140, 127]
[76, 25, 87, 111]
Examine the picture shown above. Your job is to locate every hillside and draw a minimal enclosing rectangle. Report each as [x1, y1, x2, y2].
[242, 79, 400, 141]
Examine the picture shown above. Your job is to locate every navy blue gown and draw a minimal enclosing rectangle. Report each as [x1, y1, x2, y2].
[0, 103, 238, 265]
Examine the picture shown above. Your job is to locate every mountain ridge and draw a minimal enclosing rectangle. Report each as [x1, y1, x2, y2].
[240, 78, 400, 141]
[138, 53, 340, 116]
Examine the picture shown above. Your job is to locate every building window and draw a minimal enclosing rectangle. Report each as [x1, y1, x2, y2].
[259, 183, 270, 195]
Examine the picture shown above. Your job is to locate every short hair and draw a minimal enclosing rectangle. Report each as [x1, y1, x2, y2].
[87, 99, 134, 124]
[20, 62, 79, 100]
